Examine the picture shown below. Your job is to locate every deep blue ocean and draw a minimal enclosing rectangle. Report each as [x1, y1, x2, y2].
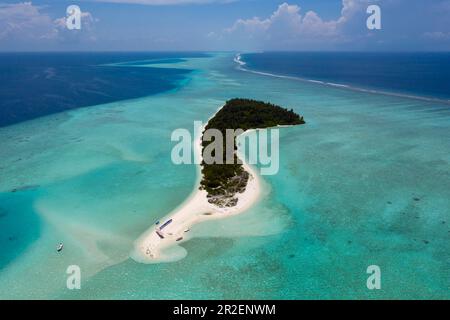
[241, 52, 450, 101]
[0, 52, 207, 127]
[2, 52, 449, 128]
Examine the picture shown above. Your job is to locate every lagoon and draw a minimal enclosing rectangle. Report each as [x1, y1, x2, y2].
[0, 52, 449, 299]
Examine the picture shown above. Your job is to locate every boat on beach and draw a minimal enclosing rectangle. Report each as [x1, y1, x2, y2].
[160, 219, 173, 230]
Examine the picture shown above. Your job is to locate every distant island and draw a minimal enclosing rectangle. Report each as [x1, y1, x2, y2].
[200, 98, 305, 207]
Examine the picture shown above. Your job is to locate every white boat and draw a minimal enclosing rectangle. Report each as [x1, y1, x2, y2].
[56, 243, 64, 252]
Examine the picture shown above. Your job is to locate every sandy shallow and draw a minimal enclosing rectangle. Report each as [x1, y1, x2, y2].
[131, 115, 262, 264]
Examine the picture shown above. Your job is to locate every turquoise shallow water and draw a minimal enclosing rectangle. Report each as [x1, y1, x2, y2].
[0, 53, 449, 299]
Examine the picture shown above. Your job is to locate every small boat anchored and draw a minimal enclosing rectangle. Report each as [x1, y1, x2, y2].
[56, 242, 64, 252]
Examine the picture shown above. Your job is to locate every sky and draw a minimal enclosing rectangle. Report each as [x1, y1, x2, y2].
[0, 0, 449, 51]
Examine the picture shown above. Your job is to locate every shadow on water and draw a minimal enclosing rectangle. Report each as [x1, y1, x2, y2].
[0, 190, 41, 270]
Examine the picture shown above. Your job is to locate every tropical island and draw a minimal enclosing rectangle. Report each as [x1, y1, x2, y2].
[200, 98, 305, 207]
[133, 98, 304, 263]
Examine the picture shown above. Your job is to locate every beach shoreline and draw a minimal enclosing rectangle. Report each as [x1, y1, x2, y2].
[131, 107, 262, 264]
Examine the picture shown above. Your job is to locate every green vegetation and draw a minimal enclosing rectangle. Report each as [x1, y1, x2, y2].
[200, 98, 305, 207]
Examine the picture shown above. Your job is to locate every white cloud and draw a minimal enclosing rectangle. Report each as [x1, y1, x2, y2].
[339, 0, 361, 23]
[423, 31, 450, 40]
[224, 2, 338, 46]
[0, 2, 57, 40]
[220, 1, 372, 49]
[54, 11, 98, 32]
[53, 11, 99, 43]
[0, 2, 97, 46]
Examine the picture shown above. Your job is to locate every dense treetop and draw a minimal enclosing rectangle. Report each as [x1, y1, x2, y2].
[205, 98, 305, 132]
[200, 98, 305, 206]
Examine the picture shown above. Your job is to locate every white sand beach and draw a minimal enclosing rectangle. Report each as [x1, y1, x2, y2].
[131, 112, 262, 264]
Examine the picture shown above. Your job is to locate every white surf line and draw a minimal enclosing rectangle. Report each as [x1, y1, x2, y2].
[131, 107, 262, 264]
[234, 54, 450, 105]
